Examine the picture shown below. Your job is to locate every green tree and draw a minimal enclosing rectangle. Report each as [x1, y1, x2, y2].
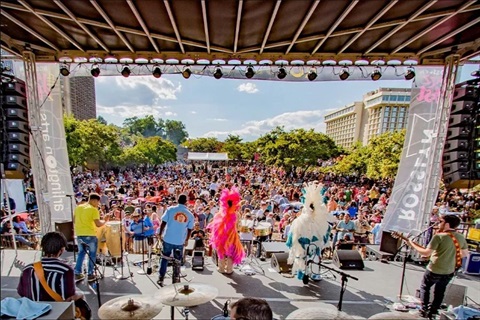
[332, 142, 369, 176]
[123, 115, 160, 137]
[97, 115, 107, 125]
[164, 119, 189, 145]
[120, 136, 176, 166]
[365, 130, 405, 179]
[183, 137, 223, 152]
[221, 134, 243, 160]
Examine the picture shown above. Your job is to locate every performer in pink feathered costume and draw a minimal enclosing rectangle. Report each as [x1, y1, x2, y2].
[207, 187, 245, 274]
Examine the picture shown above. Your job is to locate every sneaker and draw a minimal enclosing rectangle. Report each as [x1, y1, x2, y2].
[87, 275, 97, 282]
[75, 274, 85, 281]
[157, 276, 164, 287]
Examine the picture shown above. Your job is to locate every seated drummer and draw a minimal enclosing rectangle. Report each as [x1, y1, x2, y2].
[190, 222, 206, 250]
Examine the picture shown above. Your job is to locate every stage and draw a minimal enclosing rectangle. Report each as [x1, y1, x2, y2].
[1, 248, 479, 319]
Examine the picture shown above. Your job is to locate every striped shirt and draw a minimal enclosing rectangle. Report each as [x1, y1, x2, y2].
[17, 258, 75, 301]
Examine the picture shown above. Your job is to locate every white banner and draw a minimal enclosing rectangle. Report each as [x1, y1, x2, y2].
[0, 179, 26, 213]
[382, 67, 444, 234]
[36, 64, 75, 222]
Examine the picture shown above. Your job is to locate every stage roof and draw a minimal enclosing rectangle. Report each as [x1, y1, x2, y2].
[1, 0, 479, 66]
[187, 152, 229, 161]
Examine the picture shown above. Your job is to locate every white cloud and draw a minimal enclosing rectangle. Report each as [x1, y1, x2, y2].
[97, 104, 167, 119]
[203, 109, 335, 141]
[237, 82, 259, 94]
[210, 118, 227, 121]
[165, 111, 177, 117]
[191, 111, 197, 114]
[114, 76, 182, 101]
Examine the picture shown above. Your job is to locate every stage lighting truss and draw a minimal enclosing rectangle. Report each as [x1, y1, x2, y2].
[404, 67, 415, 80]
[307, 69, 317, 81]
[59, 64, 70, 76]
[213, 66, 223, 79]
[152, 65, 162, 78]
[121, 65, 131, 78]
[90, 64, 101, 77]
[182, 66, 192, 79]
[371, 67, 382, 81]
[277, 67, 287, 80]
[339, 68, 350, 81]
[245, 66, 255, 79]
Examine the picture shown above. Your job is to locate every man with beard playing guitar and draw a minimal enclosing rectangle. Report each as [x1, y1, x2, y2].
[394, 214, 468, 319]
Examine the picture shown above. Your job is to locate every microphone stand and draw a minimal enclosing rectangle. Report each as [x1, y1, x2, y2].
[137, 217, 146, 275]
[79, 242, 102, 307]
[314, 261, 358, 311]
[395, 223, 438, 300]
[116, 210, 130, 280]
[65, 195, 76, 262]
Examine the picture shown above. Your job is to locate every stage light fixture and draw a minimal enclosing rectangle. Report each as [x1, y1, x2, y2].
[371, 68, 382, 81]
[90, 65, 100, 77]
[339, 68, 350, 81]
[121, 65, 131, 78]
[404, 67, 415, 80]
[152, 66, 162, 78]
[307, 70, 317, 81]
[59, 65, 70, 76]
[245, 66, 255, 79]
[277, 67, 287, 80]
[182, 67, 192, 79]
[213, 67, 223, 79]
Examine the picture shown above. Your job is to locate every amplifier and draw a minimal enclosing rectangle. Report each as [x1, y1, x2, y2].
[333, 250, 364, 270]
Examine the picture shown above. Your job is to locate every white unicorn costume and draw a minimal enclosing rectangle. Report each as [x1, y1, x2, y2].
[286, 182, 332, 281]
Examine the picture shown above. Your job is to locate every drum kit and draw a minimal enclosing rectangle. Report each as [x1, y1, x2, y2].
[98, 282, 219, 320]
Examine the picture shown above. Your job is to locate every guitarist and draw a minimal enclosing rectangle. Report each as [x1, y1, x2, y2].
[405, 214, 468, 319]
[17, 231, 84, 302]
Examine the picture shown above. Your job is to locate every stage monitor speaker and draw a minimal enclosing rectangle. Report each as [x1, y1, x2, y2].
[270, 252, 292, 273]
[333, 250, 364, 270]
[380, 231, 402, 256]
[55, 221, 74, 242]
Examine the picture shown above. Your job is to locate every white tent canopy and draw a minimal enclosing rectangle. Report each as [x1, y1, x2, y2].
[187, 152, 229, 161]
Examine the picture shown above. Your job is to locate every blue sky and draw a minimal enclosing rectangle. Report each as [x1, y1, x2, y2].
[95, 64, 478, 142]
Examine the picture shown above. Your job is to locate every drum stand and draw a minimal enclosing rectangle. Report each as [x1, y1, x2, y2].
[239, 237, 264, 275]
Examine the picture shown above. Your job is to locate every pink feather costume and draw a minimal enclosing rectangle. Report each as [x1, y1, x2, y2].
[207, 187, 245, 265]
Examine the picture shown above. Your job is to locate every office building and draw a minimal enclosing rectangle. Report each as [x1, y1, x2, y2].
[61, 76, 96, 120]
[324, 88, 411, 148]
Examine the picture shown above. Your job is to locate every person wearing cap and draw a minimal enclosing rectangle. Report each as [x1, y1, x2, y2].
[157, 194, 194, 287]
[74, 193, 108, 282]
[130, 210, 154, 253]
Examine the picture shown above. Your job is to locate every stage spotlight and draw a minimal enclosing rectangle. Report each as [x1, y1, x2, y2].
[182, 67, 192, 79]
[121, 65, 131, 78]
[152, 66, 162, 78]
[404, 67, 415, 80]
[307, 70, 317, 81]
[371, 68, 382, 81]
[339, 68, 350, 81]
[213, 67, 223, 79]
[245, 66, 255, 79]
[59, 65, 70, 76]
[90, 65, 100, 77]
[277, 67, 287, 80]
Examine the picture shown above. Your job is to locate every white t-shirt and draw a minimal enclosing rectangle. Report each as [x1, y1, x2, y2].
[239, 219, 254, 241]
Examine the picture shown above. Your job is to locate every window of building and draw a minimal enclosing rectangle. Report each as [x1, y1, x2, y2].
[398, 95, 405, 102]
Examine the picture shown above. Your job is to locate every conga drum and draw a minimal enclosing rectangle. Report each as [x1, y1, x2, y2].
[254, 222, 271, 237]
[96, 225, 108, 254]
[105, 221, 122, 257]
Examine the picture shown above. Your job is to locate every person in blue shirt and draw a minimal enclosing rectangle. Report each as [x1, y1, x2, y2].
[130, 211, 154, 253]
[157, 194, 194, 287]
[333, 214, 355, 250]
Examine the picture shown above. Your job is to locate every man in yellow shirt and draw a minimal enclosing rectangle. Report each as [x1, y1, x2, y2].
[74, 193, 107, 282]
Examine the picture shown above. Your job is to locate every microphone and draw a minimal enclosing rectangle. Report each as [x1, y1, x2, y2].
[223, 299, 230, 317]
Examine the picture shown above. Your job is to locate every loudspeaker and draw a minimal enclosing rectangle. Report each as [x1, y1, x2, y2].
[191, 250, 204, 270]
[380, 231, 402, 256]
[333, 250, 364, 270]
[270, 252, 292, 273]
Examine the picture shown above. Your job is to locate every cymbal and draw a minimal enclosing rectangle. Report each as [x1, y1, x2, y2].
[98, 295, 163, 320]
[156, 282, 219, 307]
[286, 306, 354, 319]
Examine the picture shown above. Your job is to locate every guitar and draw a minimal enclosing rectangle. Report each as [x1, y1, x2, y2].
[15, 259, 91, 319]
[390, 231, 429, 258]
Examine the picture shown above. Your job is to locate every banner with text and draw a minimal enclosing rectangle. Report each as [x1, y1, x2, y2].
[36, 64, 75, 222]
[382, 67, 444, 234]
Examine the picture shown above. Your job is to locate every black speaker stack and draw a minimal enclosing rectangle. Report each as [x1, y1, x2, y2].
[1, 73, 30, 180]
[443, 76, 480, 189]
